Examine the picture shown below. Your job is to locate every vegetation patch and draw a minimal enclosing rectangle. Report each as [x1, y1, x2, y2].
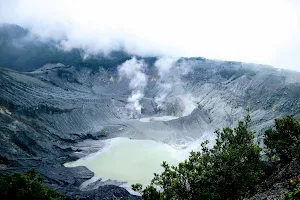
[133, 115, 300, 200]
[0, 169, 66, 200]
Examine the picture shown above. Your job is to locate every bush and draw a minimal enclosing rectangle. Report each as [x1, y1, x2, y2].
[132, 114, 264, 200]
[0, 168, 65, 200]
[285, 177, 300, 200]
[264, 116, 300, 164]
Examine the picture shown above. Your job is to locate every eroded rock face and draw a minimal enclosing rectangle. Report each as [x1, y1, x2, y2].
[0, 51, 300, 199]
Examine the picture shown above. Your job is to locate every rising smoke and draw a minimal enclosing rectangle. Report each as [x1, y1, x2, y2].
[154, 57, 197, 116]
[154, 57, 177, 109]
[118, 57, 148, 118]
[117, 57, 197, 118]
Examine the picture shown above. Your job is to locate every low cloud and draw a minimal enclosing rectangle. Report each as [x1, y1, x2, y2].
[0, 0, 300, 71]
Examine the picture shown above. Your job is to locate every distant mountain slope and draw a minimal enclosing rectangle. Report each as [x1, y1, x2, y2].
[0, 23, 146, 72]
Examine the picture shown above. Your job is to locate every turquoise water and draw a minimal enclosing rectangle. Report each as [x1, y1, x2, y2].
[65, 137, 186, 187]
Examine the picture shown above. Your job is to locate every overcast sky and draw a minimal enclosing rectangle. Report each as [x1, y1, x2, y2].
[0, 0, 299, 71]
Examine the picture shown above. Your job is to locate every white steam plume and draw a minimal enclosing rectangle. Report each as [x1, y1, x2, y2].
[154, 57, 177, 109]
[154, 57, 196, 116]
[118, 57, 147, 117]
[179, 93, 197, 116]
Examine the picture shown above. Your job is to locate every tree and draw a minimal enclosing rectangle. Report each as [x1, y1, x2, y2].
[0, 168, 65, 200]
[264, 116, 300, 164]
[132, 114, 264, 199]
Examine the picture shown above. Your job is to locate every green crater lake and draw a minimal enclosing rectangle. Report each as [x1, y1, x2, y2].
[65, 137, 187, 187]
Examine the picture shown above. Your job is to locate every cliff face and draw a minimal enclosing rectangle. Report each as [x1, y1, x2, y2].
[1, 24, 300, 199]
[0, 66, 143, 199]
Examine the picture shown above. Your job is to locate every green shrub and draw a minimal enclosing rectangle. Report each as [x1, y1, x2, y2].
[285, 177, 300, 200]
[264, 116, 300, 164]
[0, 168, 65, 200]
[132, 114, 264, 200]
